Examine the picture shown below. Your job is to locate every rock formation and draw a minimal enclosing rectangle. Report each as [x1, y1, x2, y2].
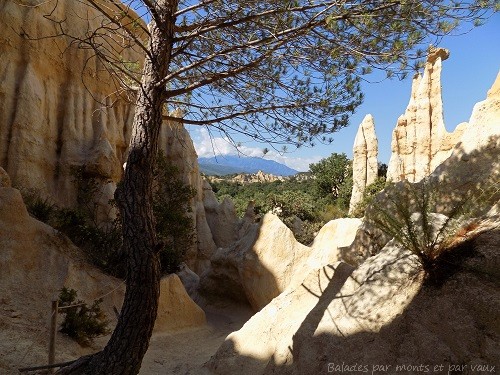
[231, 170, 285, 184]
[2, 4, 499, 372]
[0, 0, 238, 275]
[309, 218, 362, 268]
[0, 0, 140, 208]
[205, 171, 286, 185]
[386, 47, 465, 182]
[206, 243, 422, 374]
[203, 187, 242, 248]
[206, 67, 500, 374]
[207, 227, 500, 374]
[0, 166, 11, 187]
[349, 114, 378, 214]
[158, 117, 219, 273]
[430, 70, 500, 216]
[343, 69, 500, 267]
[199, 213, 310, 311]
[454, 70, 500, 154]
[154, 274, 206, 332]
[200, 214, 362, 312]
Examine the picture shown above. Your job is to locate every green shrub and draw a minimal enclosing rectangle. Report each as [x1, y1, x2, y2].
[317, 200, 350, 222]
[20, 152, 195, 277]
[293, 220, 324, 245]
[153, 151, 196, 274]
[21, 189, 55, 222]
[369, 176, 499, 271]
[58, 287, 110, 346]
[266, 190, 318, 222]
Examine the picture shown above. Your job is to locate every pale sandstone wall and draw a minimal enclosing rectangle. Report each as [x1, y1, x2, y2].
[207, 72, 500, 373]
[0, 1, 221, 273]
[0, 0, 140, 207]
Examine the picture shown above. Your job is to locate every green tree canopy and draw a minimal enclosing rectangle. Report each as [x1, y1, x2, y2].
[309, 152, 351, 200]
[49, 0, 498, 149]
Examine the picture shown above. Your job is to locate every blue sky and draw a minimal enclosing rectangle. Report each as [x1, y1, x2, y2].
[189, 13, 500, 171]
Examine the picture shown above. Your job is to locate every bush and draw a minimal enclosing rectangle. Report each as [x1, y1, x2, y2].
[369, 176, 498, 271]
[294, 220, 324, 246]
[20, 152, 195, 277]
[21, 189, 55, 222]
[58, 287, 110, 346]
[317, 202, 349, 222]
[266, 190, 318, 222]
[153, 151, 196, 274]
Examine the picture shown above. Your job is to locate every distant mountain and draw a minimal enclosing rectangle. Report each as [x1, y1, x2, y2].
[198, 155, 298, 176]
[197, 162, 243, 176]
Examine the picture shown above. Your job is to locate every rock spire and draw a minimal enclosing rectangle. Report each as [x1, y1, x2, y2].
[349, 114, 378, 214]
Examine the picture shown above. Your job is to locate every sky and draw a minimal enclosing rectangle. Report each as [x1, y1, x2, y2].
[189, 12, 500, 172]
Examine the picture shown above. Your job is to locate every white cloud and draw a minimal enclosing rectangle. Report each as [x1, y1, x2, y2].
[191, 128, 321, 172]
[265, 152, 322, 172]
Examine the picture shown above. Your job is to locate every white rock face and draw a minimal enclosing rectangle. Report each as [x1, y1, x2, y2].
[386, 48, 465, 182]
[154, 274, 206, 332]
[0, 178, 207, 372]
[204, 194, 241, 248]
[309, 218, 362, 268]
[205, 69, 500, 373]
[429, 71, 500, 216]
[0, 183, 204, 331]
[455, 71, 500, 154]
[200, 214, 363, 312]
[207, 226, 500, 374]
[349, 114, 378, 214]
[0, 0, 140, 207]
[200, 213, 311, 311]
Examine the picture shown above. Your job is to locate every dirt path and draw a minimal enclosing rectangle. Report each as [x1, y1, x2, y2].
[140, 305, 253, 375]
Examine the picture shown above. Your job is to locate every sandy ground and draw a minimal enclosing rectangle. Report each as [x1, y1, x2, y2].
[0, 301, 252, 375]
[140, 306, 252, 375]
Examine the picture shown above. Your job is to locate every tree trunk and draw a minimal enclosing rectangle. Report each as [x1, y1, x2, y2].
[57, 2, 176, 374]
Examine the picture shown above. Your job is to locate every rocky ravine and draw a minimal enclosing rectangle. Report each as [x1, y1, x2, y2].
[0, 2, 499, 375]
[205, 67, 500, 374]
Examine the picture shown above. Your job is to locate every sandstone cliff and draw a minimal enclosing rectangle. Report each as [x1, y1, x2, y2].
[0, 0, 228, 274]
[199, 214, 362, 312]
[454, 70, 500, 154]
[207, 228, 499, 374]
[0, 0, 140, 208]
[207, 68, 500, 373]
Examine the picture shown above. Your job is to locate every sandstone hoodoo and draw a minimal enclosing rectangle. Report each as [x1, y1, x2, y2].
[204, 56, 500, 374]
[0, 173, 206, 373]
[0, 0, 243, 277]
[349, 114, 379, 214]
[386, 47, 466, 183]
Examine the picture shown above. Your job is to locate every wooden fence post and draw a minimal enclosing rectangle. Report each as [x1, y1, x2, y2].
[48, 300, 58, 373]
